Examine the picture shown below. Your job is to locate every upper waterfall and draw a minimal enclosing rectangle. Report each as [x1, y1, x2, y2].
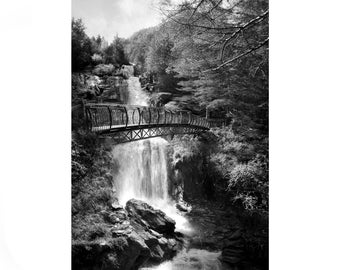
[126, 76, 149, 106]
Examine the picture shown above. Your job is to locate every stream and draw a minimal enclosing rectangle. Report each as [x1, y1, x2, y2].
[112, 75, 224, 269]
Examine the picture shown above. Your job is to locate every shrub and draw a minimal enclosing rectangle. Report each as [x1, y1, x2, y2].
[92, 64, 115, 76]
[228, 155, 268, 214]
[91, 53, 104, 64]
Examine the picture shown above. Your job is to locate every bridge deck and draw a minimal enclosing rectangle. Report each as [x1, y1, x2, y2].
[85, 103, 227, 143]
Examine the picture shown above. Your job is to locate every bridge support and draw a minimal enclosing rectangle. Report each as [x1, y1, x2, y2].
[99, 125, 207, 145]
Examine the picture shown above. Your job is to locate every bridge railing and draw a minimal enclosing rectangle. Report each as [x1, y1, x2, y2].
[85, 103, 227, 132]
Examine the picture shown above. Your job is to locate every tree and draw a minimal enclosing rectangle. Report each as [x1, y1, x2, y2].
[158, 0, 268, 131]
[72, 18, 93, 71]
[104, 35, 130, 65]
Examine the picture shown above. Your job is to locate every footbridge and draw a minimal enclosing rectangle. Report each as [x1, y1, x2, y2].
[85, 103, 228, 144]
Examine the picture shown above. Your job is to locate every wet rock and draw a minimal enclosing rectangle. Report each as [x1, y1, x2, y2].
[150, 92, 173, 106]
[125, 199, 176, 234]
[175, 200, 192, 212]
[111, 203, 124, 211]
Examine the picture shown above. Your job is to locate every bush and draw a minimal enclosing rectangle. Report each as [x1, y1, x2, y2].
[91, 53, 104, 64]
[92, 64, 115, 76]
[228, 155, 268, 214]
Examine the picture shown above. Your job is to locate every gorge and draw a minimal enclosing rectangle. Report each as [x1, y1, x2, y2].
[72, 66, 267, 270]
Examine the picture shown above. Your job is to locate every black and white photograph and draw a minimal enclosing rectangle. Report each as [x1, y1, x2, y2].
[1, 0, 340, 270]
[72, 1, 268, 269]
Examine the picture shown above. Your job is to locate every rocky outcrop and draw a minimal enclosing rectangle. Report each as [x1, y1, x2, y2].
[126, 199, 176, 235]
[72, 200, 182, 270]
[150, 92, 173, 107]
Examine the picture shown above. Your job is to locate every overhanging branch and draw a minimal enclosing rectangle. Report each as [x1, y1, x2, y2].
[204, 38, 269, 72]
[220, 10, 269, 60]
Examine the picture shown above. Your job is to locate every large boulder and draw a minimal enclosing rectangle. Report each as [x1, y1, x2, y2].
[73, 200, 181, 270]
[125, 199, 176, 235]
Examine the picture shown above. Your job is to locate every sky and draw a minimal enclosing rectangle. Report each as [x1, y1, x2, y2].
[72, 0, 163, 41]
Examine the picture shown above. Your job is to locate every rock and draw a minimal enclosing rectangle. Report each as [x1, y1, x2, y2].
[150, 92, 173, 106]
[120, 65, 134, 78]
[125, 199, 176, 235]
[175, 201, 192, 212]
[150, 229, 162, 238]
[111, 203, 124, 211]
[93, 64, 115, 76]
[102, 209, 128, 224]
[73, 199, 181, 270]
[158, 237, 168, 246]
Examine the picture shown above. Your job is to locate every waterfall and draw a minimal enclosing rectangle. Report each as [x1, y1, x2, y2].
[112, 74, 222, 270]
[112, 138, 169, 207]
[112, 75, 191, 233]
[125, 76, 149, 106]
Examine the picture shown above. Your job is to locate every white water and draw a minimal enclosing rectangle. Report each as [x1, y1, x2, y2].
[126, 77, 149, 106]
[112, 75, 221, 269]
[113, 76, 192, 234]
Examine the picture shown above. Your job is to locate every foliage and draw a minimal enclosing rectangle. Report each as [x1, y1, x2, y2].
[169, 134, 204, 166]
[91, 53, 104, 64]
[92, 64, 115, 76]
[125, 27, 157, 73]
[72, 131, 118, 242]
[72, 18, 93, 71]
[72, 18, 130, 71]
[229, 155, 268, 214]
[104, 36, 130, 65]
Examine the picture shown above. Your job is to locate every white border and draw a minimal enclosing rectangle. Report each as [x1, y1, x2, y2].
[0, 0, 340, 269]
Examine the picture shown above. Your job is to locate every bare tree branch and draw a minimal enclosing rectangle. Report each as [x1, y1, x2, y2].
[208, 0, 224, 12]
[188, 0, 206, 20]
[159, 6, 242, 31]
[204, 38, 268, 72]
[220, 10, 268, 60]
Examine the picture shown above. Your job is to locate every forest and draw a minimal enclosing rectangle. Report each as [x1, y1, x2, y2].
[72, 0, 268, 269]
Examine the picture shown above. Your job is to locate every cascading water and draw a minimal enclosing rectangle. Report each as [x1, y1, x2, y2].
[112, 74, 222, 270]
[126, 77, 149, 106]
[112, 138, 169, 207]
[112, 76, 191, 233]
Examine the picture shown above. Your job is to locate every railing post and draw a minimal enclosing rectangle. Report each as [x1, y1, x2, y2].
[164, 110, 167, 124]
[157, 108, 160, 124]
[123, 106, 128, 128]
[148, 108, 152, 125]
[85, 106, 92, 131]
[169, 111, 173, 124]
[107, 106, 112, 129]
[137, 108, 142, 126]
